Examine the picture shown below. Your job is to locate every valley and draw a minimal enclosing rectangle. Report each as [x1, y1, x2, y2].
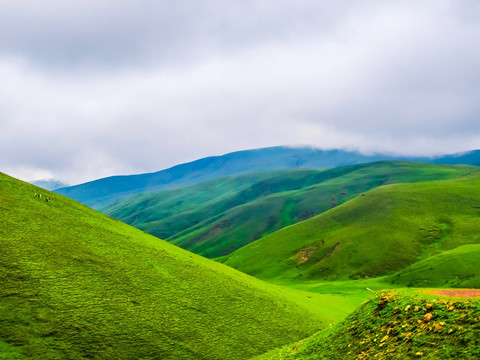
[103, 161, 478, 258]
[3, 148, 480, 359]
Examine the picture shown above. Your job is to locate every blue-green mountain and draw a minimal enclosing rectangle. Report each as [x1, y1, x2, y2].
[55, 146, 480, 209]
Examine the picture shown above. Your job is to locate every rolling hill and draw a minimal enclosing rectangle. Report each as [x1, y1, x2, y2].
[255, 290, 480, 359]
[0, 172, 332, 360]
[55, 146, 480, 209]
[104, 162, 479, 258]
[387, 244, 480, 288]
[222, 172, 480, 283]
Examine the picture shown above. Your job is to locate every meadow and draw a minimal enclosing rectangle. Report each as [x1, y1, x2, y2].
[3, 158, 480, 359]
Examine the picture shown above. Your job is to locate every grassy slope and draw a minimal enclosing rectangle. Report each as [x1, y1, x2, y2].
[222, 172, 480, 283]
[255, 290, 480, 359]
[105, 162, 478, 258]
[0, 172, 331, 360]
[387, 244, 480, 288]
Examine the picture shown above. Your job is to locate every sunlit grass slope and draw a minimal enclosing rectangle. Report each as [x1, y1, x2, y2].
[223, 173, 480, 282]
[0, 172, 328, 360]
[105, 162, 477, 258]
[255, 291, 480, 359]
[388, 244, 480, 288]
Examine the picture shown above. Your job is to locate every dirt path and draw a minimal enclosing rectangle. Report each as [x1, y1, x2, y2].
[431, 289, 480, 298]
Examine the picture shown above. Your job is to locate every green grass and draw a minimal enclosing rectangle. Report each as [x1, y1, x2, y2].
[254, 290, 480, 359]
[388, 244, 480, 288]
[0, 172, 335, 360]
[222, 172, 480, 283]
[104, 162, 478, 258]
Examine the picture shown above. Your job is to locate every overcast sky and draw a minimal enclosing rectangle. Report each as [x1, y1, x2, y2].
[1, 0, 480, 185]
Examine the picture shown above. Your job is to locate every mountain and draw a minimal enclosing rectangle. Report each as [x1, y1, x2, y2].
[55, 146, 480, 209]
[0, 172, 330, 360]
[222, 173, 480, 282]
[104, 161, 479, 258]
[256, 290, 480, 359]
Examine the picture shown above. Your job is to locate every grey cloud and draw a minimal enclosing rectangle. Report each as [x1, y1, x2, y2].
[1, 0, 480, 184]
[0, 1, 353, 68]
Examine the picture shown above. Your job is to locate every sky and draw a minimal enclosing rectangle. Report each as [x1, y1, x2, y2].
[1, 0, 480, 185]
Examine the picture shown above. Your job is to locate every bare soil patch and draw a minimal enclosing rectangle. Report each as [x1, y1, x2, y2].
[431, 289, 480, 298]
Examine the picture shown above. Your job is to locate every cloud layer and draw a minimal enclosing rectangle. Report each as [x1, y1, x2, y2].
[1, 0, 480, 184]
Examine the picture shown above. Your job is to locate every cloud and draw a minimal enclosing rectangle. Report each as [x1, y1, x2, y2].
[1, 1, 479, 184]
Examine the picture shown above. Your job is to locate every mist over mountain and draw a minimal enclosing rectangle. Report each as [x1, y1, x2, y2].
[31, 179, 68, 190]
[55, 146, 480, 209]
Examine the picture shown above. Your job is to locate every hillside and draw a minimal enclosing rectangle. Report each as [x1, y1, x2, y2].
[105, 162, 478, 258]
[255, 291, 480, 359]
[0, 172, 330, 360]
[387, 244, 480, 288]
[55, 146, 480, 209]
[222, 173, 480, 282]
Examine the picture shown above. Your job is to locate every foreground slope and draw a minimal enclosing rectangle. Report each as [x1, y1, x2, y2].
[55, 146, 480, 209]
[106, 162, 477, 258]
[255, 291, 480, 359]
[0, 172, 326, 360]
[223, 173, 480, 282]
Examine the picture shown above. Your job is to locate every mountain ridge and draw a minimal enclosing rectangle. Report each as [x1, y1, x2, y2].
[55, 146, 480, 209]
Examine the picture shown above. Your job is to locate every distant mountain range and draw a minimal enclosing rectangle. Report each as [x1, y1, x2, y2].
[55, 146, 480, 209]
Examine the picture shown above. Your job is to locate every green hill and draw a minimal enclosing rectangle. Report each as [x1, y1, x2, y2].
[105, 162, 478, 258]
[255, 290, 480, 359]
[0, 172, 331, 360]
[388, 244, 480, 288]
[222, 173, 480, 283]
[55, 146, 480, 209]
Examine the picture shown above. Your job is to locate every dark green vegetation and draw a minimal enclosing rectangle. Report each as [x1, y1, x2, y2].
[105, 162, 478, 258]
[0, 172, 335, 360]
[223, 172, 480, 283]
[55, 146, 480, 209]
[256, 291, 480, 359]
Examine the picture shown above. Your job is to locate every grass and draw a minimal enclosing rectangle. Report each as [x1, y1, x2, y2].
[388, 244, 480, 288]
[222, 172, 480, 283]
[5, 161, 480, 359]
[0, 172, 336, 360]
[104, 161, 478, 258]
[254, 290, 480, 359]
